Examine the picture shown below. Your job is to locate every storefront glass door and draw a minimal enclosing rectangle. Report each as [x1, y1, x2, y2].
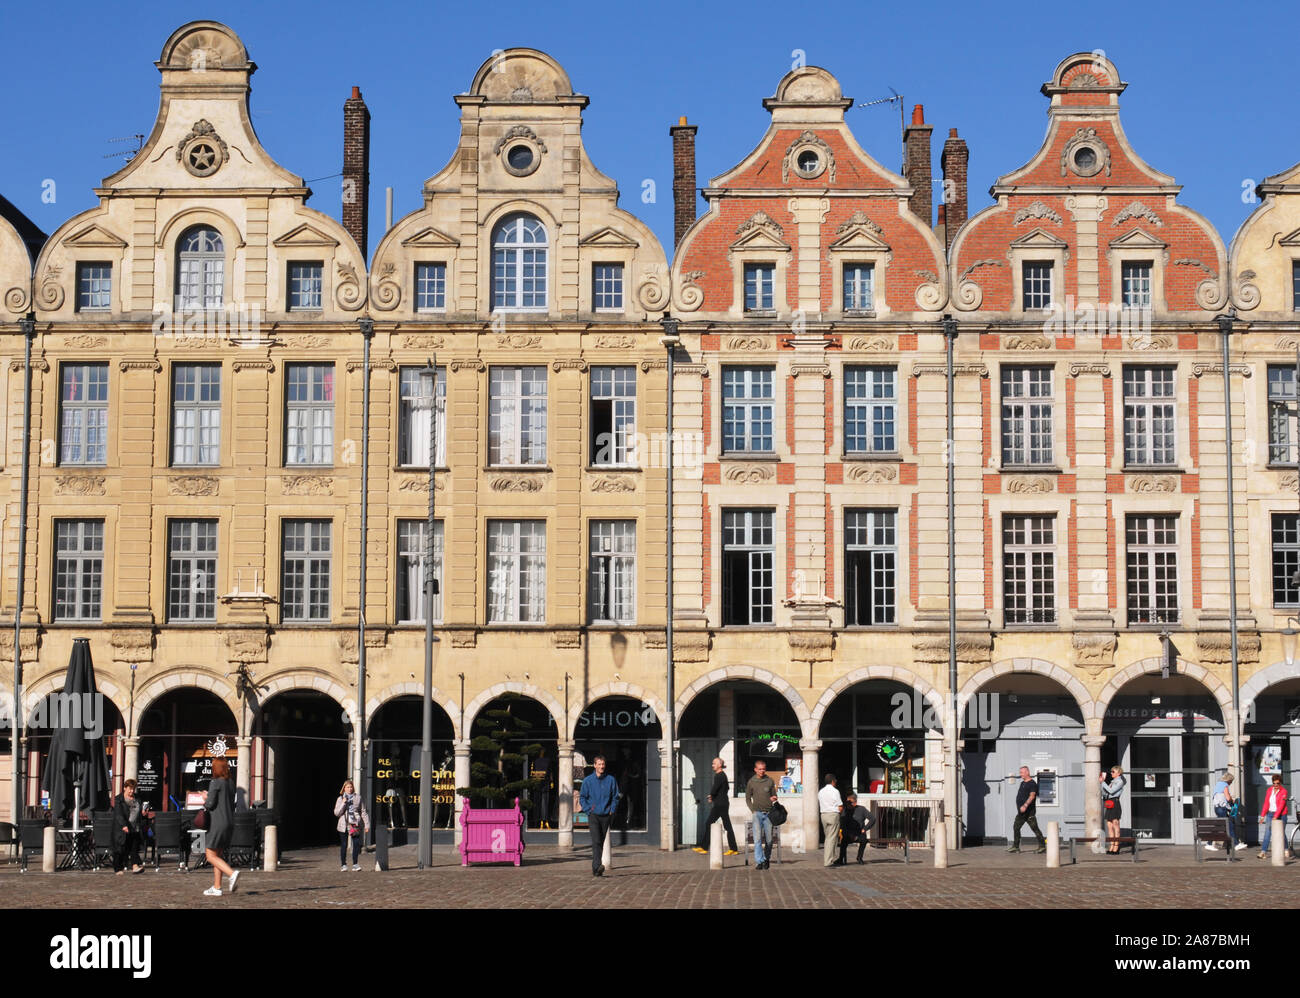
[1124, 733, 1209, 844]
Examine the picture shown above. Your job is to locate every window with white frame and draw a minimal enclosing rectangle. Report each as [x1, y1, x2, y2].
[1022, 260, 1053, 311]
[282, 519, 331, 621]
[1268, 365, 1296, 465]
[1121, 261, 1153, 310]
[489, 366, 547, 465]
[1293, 262, 1299, 312]
[415, 263, 447, 312]
[843, 263, 875, 311]
[287, 261, 323, 311]
[1123, 366, 1176, 466]
[1126, 514, 1179, 625]
[844, 509, 896, 625]
[172, 364, 221, 466]
[588, 520, 636, 624]
[722, 509, 774, 626]
[76, 262, 111, 312]
[722, 366, 774, 453]
[60, 363, 108, 466]
[176, 226, 224, 310]
[397, 519, 443, 624]
[492, 214, 547, 310]
[1003, 515, 1056, 625]
[1272, 513, 1300, 608]
[590, 366, 636, 466]
[744, 263, 775, 311]
[1001, 366, 1054, 466]
[593, 263, 624, 311]
[285, 364, 334, 465]
[487, 520, 546, 623]
[168, 519, 217, 622]
[844, 367, 897, 454]
[398, 366, 446, 467]
[54, 520, 103, 621]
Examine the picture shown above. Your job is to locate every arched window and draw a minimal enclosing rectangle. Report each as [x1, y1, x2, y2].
[492, 214, 547, 310]
[176, 226, 225, 310]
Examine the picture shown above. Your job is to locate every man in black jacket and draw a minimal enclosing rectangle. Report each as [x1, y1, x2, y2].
[693, 758, 739, 855]
[837, 792, 876, 865]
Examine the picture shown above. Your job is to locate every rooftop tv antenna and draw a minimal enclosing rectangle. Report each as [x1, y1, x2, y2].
[856, 89, 905, 168]
[103, 134, 145, 162]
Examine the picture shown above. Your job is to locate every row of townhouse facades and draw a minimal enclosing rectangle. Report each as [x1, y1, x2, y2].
[3, 20, 1300, 852]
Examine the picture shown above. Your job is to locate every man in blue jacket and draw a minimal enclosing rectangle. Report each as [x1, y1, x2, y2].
[579, 755, 621, 877]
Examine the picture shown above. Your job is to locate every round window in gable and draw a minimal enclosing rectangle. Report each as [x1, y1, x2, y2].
[791, 143, 827, 180]
[501, 138, 542, 178]
[507, 145, 534, 171]
[1073, 147, 1097, 173]
[798, 150, 819, 174]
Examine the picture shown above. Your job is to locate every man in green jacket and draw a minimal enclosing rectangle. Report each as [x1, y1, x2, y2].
[745, 759, 778, 870]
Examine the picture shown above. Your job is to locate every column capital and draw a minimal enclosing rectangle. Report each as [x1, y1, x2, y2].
[556, 740, 575, 754]
[1081, 735, 1107, 749]
[799, 738, 822, 752]
[123, 737, 140, 748]
[453, 739, 472, 755]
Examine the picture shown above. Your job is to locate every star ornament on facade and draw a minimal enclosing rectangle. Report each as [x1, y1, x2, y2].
[188, 144, 216, 171]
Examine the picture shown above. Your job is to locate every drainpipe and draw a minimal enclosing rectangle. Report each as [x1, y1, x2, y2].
[11, 311, 35, 822]
[357, 317, 373, 822]
[1216, 313, 1241, 787]
[943, 313, 959, 847]
[660, 316, 680, 849]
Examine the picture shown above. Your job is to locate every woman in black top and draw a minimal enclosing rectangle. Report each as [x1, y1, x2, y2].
[202, 757, 238, 896]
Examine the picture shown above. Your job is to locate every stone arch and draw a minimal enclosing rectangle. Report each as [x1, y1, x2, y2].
[959, 659, 1097, 722]
[1097, 657, 1234, 721]
[257, 672, 357, 730]
[567, 682, 668, 742]
[131, 670, 239, 737]
[156, 207, 246, 252]
[365, 682, 462, 741]
[22, 671, 126, 724]
[462, 682, 566, 739]
[1240, 661, 1300, 716]
[674, 667, 813, 739]
[810, 666, 947, 736]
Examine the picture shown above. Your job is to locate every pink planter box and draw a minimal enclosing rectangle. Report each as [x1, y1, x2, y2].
[459, 797, 526, 867]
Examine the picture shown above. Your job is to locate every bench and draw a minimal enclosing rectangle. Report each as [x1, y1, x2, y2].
[1069, 835, 1139, 863]
[1192, 818, 1238, 862]
[864, 836, 910, 863]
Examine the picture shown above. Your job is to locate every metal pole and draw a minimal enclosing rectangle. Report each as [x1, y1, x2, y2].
[1218, 315, 1241, 788]
[357, 317, 373, 829]
[660, 318, 679, 849]
[943, 314, 959, 846]
[418, 356, 438, 869]
[12, 312, 35, 823]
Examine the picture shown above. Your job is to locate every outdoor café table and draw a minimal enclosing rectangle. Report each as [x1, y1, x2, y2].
[56, 828, 92, 870]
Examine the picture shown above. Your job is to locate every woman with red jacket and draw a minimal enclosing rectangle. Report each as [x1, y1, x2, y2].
[1258, 773, 1292, 860]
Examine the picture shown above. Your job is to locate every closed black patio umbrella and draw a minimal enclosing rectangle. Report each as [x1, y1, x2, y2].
[40, 638, 111, 827]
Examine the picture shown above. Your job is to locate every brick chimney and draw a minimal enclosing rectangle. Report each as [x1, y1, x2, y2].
[941, 127, 969, 252]
[343, 86, 370, 259]
[902, 104, 933, 225]
[671, 116, 698, 250]
[935, 203, 947, 249]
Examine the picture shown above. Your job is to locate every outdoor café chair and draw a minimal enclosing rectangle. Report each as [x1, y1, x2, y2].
[91, 811, 115, 870]
[151, 812, 187, 872]
[19, 820, 47, 873]
[0, 821, 17, 861]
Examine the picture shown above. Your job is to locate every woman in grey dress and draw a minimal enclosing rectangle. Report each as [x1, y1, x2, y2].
[202, 757, 239, 896]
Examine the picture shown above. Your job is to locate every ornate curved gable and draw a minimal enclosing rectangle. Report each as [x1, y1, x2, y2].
[1230, 160, 1300, 315]
[0, 195, 44, 318]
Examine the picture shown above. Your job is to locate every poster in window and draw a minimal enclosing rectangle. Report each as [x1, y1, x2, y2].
[1256, 744, 1283, 776]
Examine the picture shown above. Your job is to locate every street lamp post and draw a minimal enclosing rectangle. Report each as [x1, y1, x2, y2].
[418, 358, 440, 869]
[1215, 313, 1242, 787]
[942, 313, 959, 847]
[357, 317, 374, 832]
[659, 316, 680, 849]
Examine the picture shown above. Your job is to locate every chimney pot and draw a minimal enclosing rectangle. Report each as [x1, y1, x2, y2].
[949, 127, 958, 138]
[678, 115, 688, 126]
[911, 104, 925, 125]
[351, 85, 361, 100]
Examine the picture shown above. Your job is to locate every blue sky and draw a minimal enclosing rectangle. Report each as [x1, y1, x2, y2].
[1, 1, 1295, 258]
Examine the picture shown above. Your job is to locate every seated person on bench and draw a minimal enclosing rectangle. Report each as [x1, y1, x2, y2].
[838, 793, 876, 865]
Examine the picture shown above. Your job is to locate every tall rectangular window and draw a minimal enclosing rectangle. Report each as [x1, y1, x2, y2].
[722, 510, 774, 626]
[588, 520, 636, 624]
[744, 263, 775, 311]
[287, 262, 323, 311]
[1022, 261, 1053, 310]
[54, 520, 104, 621]
[1126, 514, 1179, 625]
[397, 519, 443, 624]
[415, 263, 447, 312]
[1003, 515, 1056, 625]
[844, 367, 897, 454]
[76, 262, 112, 312]
[1273, 513, 1300, 608]
[1123, 366, 1176, 466]
[1001, 366, 1054, 466]
[398, 366, 446, 467]
[722, 367, 774, 453]
[1293, 261, 1299, 312]
[1269, 365, 1297, 465]
[487, 520, 546, 623]
[590, 366, 636, 466]
[844, 509, 895, 625]
[593, 263, 624, 311]
[843, 263, 874, 311]
[168, 520, 217, 621]
[285, 364, 334, 465]
[59, 363, 109, 466]
[489, 366, 547, 465]
[282, 520, 331, 621]
[1121, 261, 1153, 310]
[172, 364, 221, 466]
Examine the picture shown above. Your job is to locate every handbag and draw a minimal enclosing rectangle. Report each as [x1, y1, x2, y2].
[193, 808, 209, 830]
[768, 801, 788, 826]
[1104, 799, 1115, 809]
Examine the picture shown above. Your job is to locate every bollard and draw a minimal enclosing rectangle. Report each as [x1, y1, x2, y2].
[933, 822, 947, 868]
[263, 825, 277, 872]
[709, 821, 723, 871]
[1272, 820, 1285, 866]
[42, 826, 55, 873]
[601, 827, 612, 870]
[1046, 821, 1060, 868]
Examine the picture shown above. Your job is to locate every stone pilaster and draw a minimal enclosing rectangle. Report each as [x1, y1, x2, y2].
[556, 739, 574, 849]
[453, 738, 471, 847]
[800, 737, 821, 856]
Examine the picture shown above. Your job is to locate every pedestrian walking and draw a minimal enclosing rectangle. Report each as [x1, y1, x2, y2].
[1100, 765, 1126, 854]
[334, 779, 370, 871]
[1258, 773, 1291, 860]
[837, 792, 876, 865]
[692, 757, 739, 855]
[578, 754, 620, 877]
[1008, 766, 1046, 854]
[744, 759, 778, 870]
[818, 773, 843, 867]
[202, 757, 238, 897]
[1207, 772, 1246, 852]
[111, 778, 150, 874]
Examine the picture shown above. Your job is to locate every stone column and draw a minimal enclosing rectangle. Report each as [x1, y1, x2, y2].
[1083, 729, 1105, 838]
[800, 738, 821, 856]
[453, 738, 471, 847]
[556, 739, 574, 849]
[236, 736, 253, 801]
[659, 739, 674, 851]
[123, 737, 139, 783]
